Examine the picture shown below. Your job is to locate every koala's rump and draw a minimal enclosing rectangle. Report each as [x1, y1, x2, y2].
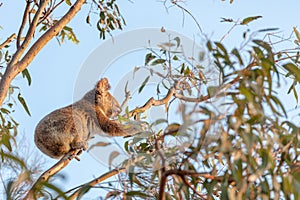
[34, 106, 89, 158]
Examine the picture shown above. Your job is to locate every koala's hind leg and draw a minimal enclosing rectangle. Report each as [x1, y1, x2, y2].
[70, 136, 88, 151]
[69, 137, 89, 160]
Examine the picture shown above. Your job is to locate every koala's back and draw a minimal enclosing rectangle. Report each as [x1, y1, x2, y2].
[34, 102, 102, 159]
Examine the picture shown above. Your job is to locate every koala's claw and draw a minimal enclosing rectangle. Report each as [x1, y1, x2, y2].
[69, 141, 88, 161]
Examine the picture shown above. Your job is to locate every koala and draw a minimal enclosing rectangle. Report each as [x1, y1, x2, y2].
[34, 78, 137, 159]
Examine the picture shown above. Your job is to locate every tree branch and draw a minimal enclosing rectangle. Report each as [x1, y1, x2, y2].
[67, 168, 126, 200]
[180, 175, 206, 199]
[24, 149, 82, 200]
[0, 34, 17, 49]
[17, 0, 32, 49]
[0, 0, 86, 107]
[127, 78, 229, 118]
[129, 87, 176, 118]
[12, 0, 50, 66]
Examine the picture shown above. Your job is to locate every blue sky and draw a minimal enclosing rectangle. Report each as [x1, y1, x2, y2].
[1, 0, 300, 198]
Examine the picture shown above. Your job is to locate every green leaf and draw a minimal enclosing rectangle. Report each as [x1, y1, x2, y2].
[174, 36, 180, 48]
[220, 17, 233, 23]
[215, 42, 227, 54]
[39, 25, 47, 32]
[63, 26, 72, 32]
[21, 69, 31, 86]
[126, 191, 149, 198]
[151, 58, 166, 66]
[206, 41, 213, 51]
[145, 53, 156, 65]
[292, 85, 299, 104]
[77, 185, 92, 199]
[1, 108, 10, 114]
[231, 48, 243, 65]
[41, 182, 69, 200]
[173, 55, 179, 61]
[240, 16, 262, 25]
[86, 15, 90, 25]
[270, 95, 287, 117]
[100, 11, 105, 20]
[124, 140, 129, 152]
[283, 63, 300, 82]
[253, 46, 264, 58]
[258, 28, 279, 32]
[184, 66, 190, 76]
[253, 40, 271, 51]
[2, 134, 12, 151]
[18, 93, 31, 116]
[65, 0, 71, 6]
[138, 76, 150, 93]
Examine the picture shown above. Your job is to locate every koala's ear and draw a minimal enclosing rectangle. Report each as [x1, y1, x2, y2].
[96, 78, 111, 94]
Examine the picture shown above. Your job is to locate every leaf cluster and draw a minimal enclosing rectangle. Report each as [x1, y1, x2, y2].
[105, 32, 300, 199]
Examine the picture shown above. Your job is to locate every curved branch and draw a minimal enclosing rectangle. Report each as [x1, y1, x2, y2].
[24, 149, 82, 200]
[67, 168, 126, 200]
[171, 1, 203, 34]
[0, 0, 86, 107]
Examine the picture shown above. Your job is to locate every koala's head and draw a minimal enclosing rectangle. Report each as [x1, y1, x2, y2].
[95, 78, 122, 117]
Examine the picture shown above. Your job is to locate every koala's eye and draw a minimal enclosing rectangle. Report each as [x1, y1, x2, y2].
[96, 90, 101, 95]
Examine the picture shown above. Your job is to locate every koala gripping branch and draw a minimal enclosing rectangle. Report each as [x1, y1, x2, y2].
[0, 0, 86, 108]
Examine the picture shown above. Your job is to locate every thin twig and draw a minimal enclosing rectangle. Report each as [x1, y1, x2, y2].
[38, 0, 64, 25]
[220, 23, 238, 42]
[67, 168, 126, 200]
[180, 175, 206, 199]
[121, 81, 131, 108]
[17, 0, 31, 48]
[171, 1, 203, 34]
[0, 34, 17, 49]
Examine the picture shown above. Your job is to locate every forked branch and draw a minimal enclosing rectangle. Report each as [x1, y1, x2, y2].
[0, 0, 86, 107]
